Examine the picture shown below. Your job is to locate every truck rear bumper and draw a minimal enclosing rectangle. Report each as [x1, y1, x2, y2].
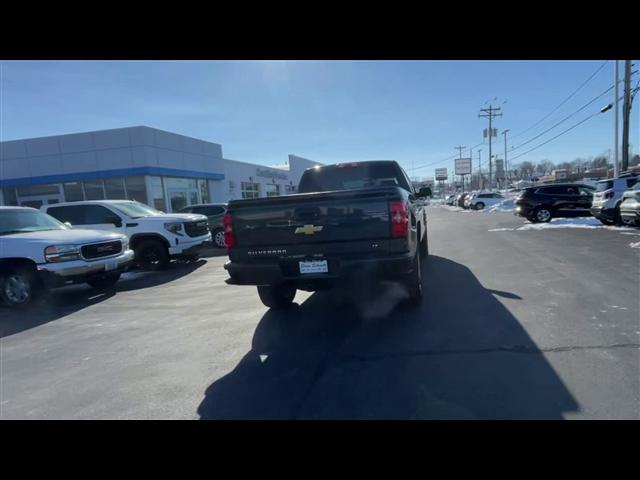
[224, 253, 415, 288]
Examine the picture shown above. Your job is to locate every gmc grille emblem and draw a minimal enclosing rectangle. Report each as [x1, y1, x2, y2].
[97, 245, 114, 253]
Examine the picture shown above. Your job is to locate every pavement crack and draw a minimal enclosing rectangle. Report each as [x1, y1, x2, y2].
[339, 343, 640, 363]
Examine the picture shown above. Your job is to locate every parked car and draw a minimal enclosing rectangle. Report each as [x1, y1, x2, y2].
[445, 194, 457, 205]
[42, 200, 211, 271]
[620, 181, 640, 227]
[457, 192, 470, 208]
[514, 183, 595, 223]
[0, 206, 134, 308]
[223, 160, 429, 308]
[590, 174, 639, 226]
[178, 203, 228, 248]
[466, 191, 505, 210]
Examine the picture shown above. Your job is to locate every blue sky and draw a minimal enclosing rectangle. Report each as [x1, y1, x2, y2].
[1, 60, 638, 179]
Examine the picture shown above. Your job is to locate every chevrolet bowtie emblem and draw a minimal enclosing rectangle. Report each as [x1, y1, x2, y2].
[295, 224, 323, 235]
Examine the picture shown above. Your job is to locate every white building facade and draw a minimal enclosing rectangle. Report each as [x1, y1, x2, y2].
[0, 126, 321, 211]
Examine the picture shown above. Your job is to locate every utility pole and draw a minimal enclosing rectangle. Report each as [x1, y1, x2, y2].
[614, 60, 620, 177]
[503, 129, 510, 186]
[455, 145, 466, 192]
[479, 104, 503, 191]
[469, 147, 474, 188]
[477, 149, 482, 190]
[622, 60, 632, 172]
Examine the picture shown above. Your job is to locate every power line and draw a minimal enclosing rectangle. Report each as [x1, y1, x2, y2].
[412, 142, 484, 171]
[509, 109, 604, 162]
[511, 60, 609, 140]
[510, 84, 614, 152]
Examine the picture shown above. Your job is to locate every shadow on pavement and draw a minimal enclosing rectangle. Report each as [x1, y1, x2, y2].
[197, 255, 579, 419]
[0, 260, 206, 338]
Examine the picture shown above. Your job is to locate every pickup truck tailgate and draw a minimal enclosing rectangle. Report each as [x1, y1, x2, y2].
[230, 189, 395, 247]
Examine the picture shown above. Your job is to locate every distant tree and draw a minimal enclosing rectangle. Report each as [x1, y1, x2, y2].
[630, 154, 640, 167]
[591, 156, 609, 169]
[557, 161, 573, 171]
[518, 161, 535, 179]
[537, 159, 554, 175]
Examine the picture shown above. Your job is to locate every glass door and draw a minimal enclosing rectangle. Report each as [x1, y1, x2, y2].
[168, 190, 189, 212]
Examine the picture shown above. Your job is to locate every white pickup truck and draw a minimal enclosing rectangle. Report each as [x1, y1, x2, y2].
[0, 206, 134, 308]
[41, 200, 211, 270]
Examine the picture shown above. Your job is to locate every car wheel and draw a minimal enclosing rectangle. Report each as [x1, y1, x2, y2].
[534, 206, 552, 223]
[257, 284, 297, 309]
[404, 251, 423, 306]
[0, 269, 37, 308]
[598, 217, 615, 226]
[475, 202, 485, 210]
[135, 240, 170, 271]
[87, 273, 121, 290]
[212, 228, 226, 248]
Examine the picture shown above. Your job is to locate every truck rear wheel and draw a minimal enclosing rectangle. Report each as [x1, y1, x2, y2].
[404, 252, 423, 306]
[257, 284, 296, 309]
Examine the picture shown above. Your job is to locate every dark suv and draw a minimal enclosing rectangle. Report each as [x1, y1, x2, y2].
[514, 183, 595, 223]
[178, 203, 227, 248]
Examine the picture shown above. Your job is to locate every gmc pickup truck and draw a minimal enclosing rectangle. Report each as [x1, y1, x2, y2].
[223, 160, 429, 308]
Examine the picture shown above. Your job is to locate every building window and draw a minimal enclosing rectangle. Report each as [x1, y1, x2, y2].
[83, 180, 105, 200]
[125, 176, 148, 204]
[63, 182, 84, 202]
[149, 176, 166, 211]
[198, 179, 210, 204]
[2, 187, 18, 206]
[105, 178, 126, 200]
[284, 184, 296, 194]
[16, 184, 60, 196]
[241, 182, 260, 199]
[265, 184, 280, 197]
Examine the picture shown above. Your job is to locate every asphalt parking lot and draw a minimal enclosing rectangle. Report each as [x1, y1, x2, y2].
[1, 207, 639, 419]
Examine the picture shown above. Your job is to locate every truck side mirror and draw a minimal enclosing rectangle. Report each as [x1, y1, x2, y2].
[64, 222, 73, 229]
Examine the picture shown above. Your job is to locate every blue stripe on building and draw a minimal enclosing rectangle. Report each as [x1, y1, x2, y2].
[0, 167, 225, 188]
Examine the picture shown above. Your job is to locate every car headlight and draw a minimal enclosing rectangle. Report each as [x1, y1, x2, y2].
[45, 244, 81, 263]
[164, 222, 184, 235]
[121, 237, 129, 251]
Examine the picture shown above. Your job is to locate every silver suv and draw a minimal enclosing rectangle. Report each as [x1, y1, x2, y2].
[590, 175, 639, 225]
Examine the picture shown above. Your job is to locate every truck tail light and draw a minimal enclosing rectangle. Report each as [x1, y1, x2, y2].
[223, 213, 236, 248]
[389, 200, 409, 238]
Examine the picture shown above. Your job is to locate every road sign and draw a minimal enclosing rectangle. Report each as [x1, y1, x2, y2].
[455, 158, 472, 175]
[435, 168, 448, 180]
[495, 159, 505, 178]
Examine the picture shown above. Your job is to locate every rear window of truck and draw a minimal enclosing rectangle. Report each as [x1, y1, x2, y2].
[298, 163, 410, 193]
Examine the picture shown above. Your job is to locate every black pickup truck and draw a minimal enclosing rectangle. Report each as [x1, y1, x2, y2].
[223, 160, 430, 308]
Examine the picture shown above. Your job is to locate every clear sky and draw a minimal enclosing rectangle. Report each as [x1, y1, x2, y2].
[1, 60, 638, 179]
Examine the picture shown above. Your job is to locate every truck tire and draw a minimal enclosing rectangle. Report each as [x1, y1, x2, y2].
[135, 239, 170, 271]
[475, 202, 485, 210]
[87, 273, 121, 290]
[404, 252, 423, 306]
[420, 229, 429, 257]
[0, 267, 38, 308]
[257, 284, 296, 309]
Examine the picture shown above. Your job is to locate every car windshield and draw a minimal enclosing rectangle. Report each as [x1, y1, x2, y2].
[0, 209, 68, 235]
[109, 201, 163, 219]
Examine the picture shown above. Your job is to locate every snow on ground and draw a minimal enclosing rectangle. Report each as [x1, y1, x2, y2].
[488, 217, 638, 232]
[630, 241, 640, 249]
[484, 198, 515, 213]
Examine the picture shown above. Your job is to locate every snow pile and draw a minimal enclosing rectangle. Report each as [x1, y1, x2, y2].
[630, 241, 640, 249]
[484, 198, 515, 213]
[518, 217, 603, 230]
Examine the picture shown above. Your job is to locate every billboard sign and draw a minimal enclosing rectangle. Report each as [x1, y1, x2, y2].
[435, 168, 448, 180]
[455, 158, 472, 175]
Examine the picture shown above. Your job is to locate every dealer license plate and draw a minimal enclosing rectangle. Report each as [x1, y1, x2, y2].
[299, 260, 328, 274]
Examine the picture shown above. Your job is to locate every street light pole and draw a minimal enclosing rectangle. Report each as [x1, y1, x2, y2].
[477, 149, 482, 190]
[503, 129, 510, 186]
[614, 60, 620, 177]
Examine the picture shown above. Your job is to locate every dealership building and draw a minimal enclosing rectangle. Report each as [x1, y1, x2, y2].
[0, 126, 321, 211]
